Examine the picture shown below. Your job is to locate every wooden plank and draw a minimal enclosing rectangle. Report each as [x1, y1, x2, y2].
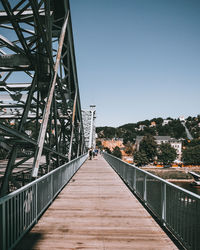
[15, 155, 178, 249]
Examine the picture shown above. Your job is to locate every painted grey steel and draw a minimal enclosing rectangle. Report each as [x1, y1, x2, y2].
[32, 11, 70, 177]
[0, 0, 86, 195]
[82, 105, 96, 150]
[68, 90, 78, 161]
[88, 105, 96, 149]
[0, 153, 88, 250]
[103, 153, 200, 250]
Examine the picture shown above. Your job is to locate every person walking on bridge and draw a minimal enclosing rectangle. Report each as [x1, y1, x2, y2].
[89, 148, 93, 160]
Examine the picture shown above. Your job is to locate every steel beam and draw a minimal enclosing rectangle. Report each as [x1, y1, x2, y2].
[0, 0, 85, 195]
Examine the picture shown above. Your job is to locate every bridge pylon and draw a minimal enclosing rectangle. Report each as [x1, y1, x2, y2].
[0, 0, 85, 196]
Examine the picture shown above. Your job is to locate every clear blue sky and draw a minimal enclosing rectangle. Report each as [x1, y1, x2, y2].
[70, 0, 200, 127]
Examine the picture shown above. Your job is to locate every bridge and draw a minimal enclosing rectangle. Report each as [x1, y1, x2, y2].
[0, 1, 200, 250]
[0, 153, 200, 249]
[9, 155, 177, 249]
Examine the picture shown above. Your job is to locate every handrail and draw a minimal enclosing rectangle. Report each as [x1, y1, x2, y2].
[0, 153, 88, 250]
[103, 152, 200, 250]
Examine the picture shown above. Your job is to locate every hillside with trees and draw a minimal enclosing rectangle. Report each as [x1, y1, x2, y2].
[96, 117, 190, 143]
[133, 135, 177, 166]
[96, 115, 200, 166]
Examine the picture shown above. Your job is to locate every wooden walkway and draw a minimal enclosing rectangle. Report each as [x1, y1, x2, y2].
[15, 155, 178, 249]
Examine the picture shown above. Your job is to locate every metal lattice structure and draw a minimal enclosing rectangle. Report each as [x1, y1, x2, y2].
[82, 105, 96, 150]
[0, 0, 85, 196]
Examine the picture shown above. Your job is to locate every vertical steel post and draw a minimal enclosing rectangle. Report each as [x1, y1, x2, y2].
[76, 123, 81, 158]
[32, 12, 69, 177]
[51, 174, 53, 202]
[2, 202, 6, 250]
[68, 90, 77, 161]
[162, 183, 166, 224]
[35, 183, 38, 223]
[143, 174, 147, 203]
[133, 168, 136, 191]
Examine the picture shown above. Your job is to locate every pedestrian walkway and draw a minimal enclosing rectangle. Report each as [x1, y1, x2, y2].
[15, 155, 178, 249]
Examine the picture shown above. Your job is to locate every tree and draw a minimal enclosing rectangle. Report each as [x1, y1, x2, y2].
[137, 120, 150, 126]
[104, 147, 112, 154]
[123, 131, 136, 144]
[151, 117, 163, 125]
[143, 126, 156, 135]
[182, 145, 200, 165]
[124, 141, 135, 155]
[183, 139, 200, 148]
[139, 135, 157, 163]
[133, 151, 149, 166]
[96, 126, 116, 138]
[168, 119, 186, 139]
[102, 127, 116, 138]
[112, 146, 122, 159]
[157, 143, 177, 166]
[96, 140, 103, 150]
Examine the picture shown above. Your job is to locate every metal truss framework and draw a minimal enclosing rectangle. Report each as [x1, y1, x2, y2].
[0, 0, 85, 196]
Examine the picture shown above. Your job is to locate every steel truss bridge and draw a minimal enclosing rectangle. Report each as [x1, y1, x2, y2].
[0, 2, 200, 250]
[0, 0, 86, 197]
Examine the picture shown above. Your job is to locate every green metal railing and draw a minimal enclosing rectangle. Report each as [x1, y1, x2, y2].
[103, 153, 200, 250]
[0, 154, 88, 250]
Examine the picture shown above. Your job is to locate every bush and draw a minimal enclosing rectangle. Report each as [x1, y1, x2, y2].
[112, 146, 122, 159]
[182, 145, 200, 165]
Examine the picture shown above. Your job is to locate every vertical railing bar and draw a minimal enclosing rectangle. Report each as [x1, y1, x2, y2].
[179, 192, 183, 240]
[143, 174, 147, 204]
[16, 194, 19, 239]
[19, 193, 21, 237]
[19, 193, 21, 238]
[25, 191, 27, 233]
[51, 174, 53, 202]
[30, 188, 32, 225]
[2, 202, 6, 250]
[174, 189, 178, 233]
[133, 168, 136, 192]
[185, 194, 188, 243]
[162, 183, 166, 225]
[28, 189, 31, 229]
[7, 200, 10, 248]
[31, 187, 33, 224]
[14, 195, 16, 243]
[33, 184, 36, 221]
[35, 182, 38, 223]
[186, 196, 189, 246]
[183, 194, 186, 244]
[22, 191, 25, 235]
[10, 198, 13, 246]
[33, 186, 35, 223]
[178, 191, 181, 237]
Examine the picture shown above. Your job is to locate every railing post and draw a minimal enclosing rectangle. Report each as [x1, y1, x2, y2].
[35, 183, 38, 223]
[59, 168, 62, 191]
[143, 174, 147, 203]
[127, 167, 131, 187]
[133, 168, 136, 192]
[51, 174, 53, 202]
[2, 202, 6, 250]
[162, 183, 166, 225]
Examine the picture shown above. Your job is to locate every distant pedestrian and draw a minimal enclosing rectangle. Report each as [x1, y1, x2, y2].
[89, 149, 93, 160]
